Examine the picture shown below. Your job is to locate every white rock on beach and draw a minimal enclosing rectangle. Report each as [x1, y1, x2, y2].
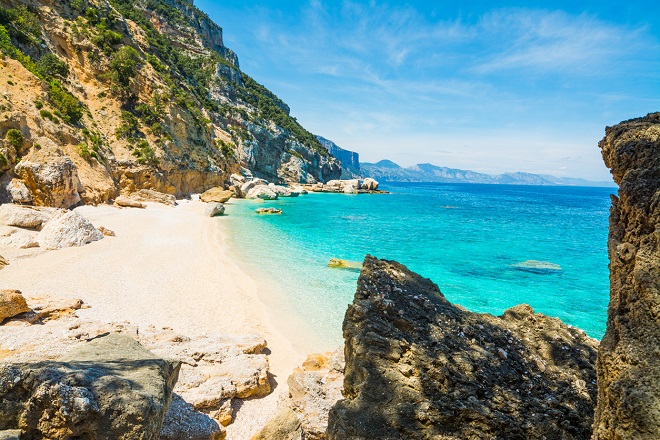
[37, 210, 104, 249]
[0, 204, 54, 230]
[0, 228, 39, 248]
[206, 202, 225, 217]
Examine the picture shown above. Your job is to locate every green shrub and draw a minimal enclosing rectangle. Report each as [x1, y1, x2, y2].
[0, 5, 41, 44]
[133, 139, 157, 165]
[78, 142, 91, 159]
[92, 29, 122, 53]
[109, 46, 141, 90]
[5, 128, 23, 148]
[115, 111, 139, 140]
[0, 152, 7, 168]
[40, 109, 53, 120]
[34, 99, 43, 109]
[48, 79, 83, 123]
[36, 53, 69, 78]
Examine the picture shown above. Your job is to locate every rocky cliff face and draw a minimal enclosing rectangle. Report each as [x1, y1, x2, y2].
[327, 256, 598, 439]
[0, 0, 339, 207]
[316, 136, 360, 179]
[594, 112, 660, 439]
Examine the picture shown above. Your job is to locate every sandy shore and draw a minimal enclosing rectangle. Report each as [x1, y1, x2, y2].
[0, 199, 315, 439]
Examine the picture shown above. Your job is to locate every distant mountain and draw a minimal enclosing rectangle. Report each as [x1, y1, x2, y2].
[316, 136, 361, 179]
[361, 161, 616, 187]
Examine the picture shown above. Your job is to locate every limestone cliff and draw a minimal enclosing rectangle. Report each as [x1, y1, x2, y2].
[316, 135, 360, 179]
[0, 0, 339, 207]
[594, 112, 660, 438]
[327, 256, 598, 439]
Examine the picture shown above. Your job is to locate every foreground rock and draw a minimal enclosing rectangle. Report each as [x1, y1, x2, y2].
[200, 187, 234, 203]
[206, 202, 226, 217]
[253, 350, 344, 440]
[594, 113, 660, 439]
[0, 333, 180, 439]
[0, 290, 29, 323]
[36, 210, 104, 249]
[327, 256, 598, 439]
[0, 204, 54, 230]
[14, 155, 82, 208]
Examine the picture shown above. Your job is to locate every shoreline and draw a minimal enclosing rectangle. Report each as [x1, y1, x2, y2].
[0, 199, 318, 438]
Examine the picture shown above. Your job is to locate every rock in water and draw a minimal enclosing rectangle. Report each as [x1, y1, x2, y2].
[37, 210, 104, 249]
[327, 256, 598, 440]
[511, 259, 562, 274]
[0, 333, 180, 439]
[246, 186, 278, 200]
[255, 207, 281, 214]
[593, 113, 660, 439]
[327, 258, 362, 270]
[206, 202, 225, 217]
[0, 290, 30, 323]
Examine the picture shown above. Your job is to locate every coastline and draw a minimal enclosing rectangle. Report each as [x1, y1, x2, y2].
[0, 199, 316, 438]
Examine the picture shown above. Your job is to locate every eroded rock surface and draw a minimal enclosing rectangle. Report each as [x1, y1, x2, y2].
[36, 210, 103, 249]
[327, 256, 598, 440]
[0, 290, 29, 323]
[594, 112, 660, 439]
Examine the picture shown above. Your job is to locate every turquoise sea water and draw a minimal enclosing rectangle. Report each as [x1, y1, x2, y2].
[224, 183, 614, 347]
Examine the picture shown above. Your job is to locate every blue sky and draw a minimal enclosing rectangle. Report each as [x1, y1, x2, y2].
[195, 0, 660, 180]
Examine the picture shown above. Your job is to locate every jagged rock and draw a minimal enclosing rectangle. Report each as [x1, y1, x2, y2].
[131, 189, 177, 206]
[246, 186, 278, 200]
[327, 256, 598, 440]
[593, 112, 660, 439]
[0, 290, 29, 323]
[0, 256, 7, 270]
[97, 226, 115, 237]
[0, 204, 54, 230]
[200, 188, 234, 203]
[7, 179, 31, 204]
[268, 183, 298, 197]
[0, 333, 180, 439]
[36, 210, 104, 249]
[255, 207, 281, 214]
[361, 178, 379, 190]
[161, 394, 225, 440]
[205, 202, 225, 217]
[14, 155, 82, 209]
[327, 258, 362, 270]
[114, 196, 146, 208]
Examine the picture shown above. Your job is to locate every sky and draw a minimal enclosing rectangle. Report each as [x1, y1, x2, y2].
[195, 0, 660, 181]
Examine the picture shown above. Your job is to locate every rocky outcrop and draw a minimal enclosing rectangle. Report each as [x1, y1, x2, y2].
[0, 290, 29, 323]
[0, 333, 180, 439]
[14, 154, 82, 209]
[327, 258, 362, 270]
[246, 186, 278, 200]
[316, 136, 361, 179]
[327, 256, 598, 439]
[253, 350, 344, 440]
[593, 112, 660, 439]
[302, 178, 383, 194]
[36, 210, 103, 249]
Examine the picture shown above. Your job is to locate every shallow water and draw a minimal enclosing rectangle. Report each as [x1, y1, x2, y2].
[224, 183, 614, 347]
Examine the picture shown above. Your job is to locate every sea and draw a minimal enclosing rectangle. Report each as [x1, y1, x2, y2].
[223, 182, 615, 349]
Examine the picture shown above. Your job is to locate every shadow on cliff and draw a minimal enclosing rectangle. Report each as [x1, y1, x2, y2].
[327, 256, 597, 440]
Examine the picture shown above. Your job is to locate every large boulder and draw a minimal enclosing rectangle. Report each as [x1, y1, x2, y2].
[246, 186, 278, 200]
[200, 187, 234, 203]
[0, 204, 54, 230]
[205, 202, 225, 217]
[14, 155, 82, 208]
[240, 179, 268, 197]
[268, 183, 297, 198]
[114, 196, 146, 208]
[0, 333, 181, 439]
[0, 290, 29, 323]
[361, 178, 379, 190]
[593, 113, 660, 439]
[0, 228, 39, 249]
[327, 256, 598, 440]
[131, 189, 177, 206]
[7, 179, 31, 204]
[37, 210, 103, 249]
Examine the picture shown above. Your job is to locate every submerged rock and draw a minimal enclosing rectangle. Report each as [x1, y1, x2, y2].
[0, 333, 180, 439]
[327, 256, 598, 439]
[327, 258, 362, 270]
[255, 207, 281, 214]
[511, 259, 562, 274]
[594, 113, 660, 439]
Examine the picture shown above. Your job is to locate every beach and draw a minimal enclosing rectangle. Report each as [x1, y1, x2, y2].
[0, 199, 313, 438]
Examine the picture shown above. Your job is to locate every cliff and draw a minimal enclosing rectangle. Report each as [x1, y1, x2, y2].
[327, 256, 598, 439]
[0, 0, 339, 208]
[594, 112, 660, 438]
[316, 135, 360, 179]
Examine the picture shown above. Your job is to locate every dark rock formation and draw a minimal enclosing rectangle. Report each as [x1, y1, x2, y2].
[316, 136, 361, 179]
[327, 256, 598, 440]
[0, 333, 180, 439]
[593, 112, 660, 439]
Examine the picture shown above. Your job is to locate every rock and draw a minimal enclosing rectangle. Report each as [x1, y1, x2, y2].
[7, 179, 31, 204]
[289, 185, 308, 195]
[14, 155, 82, 208]
[0, 229, 39, 249]
[200, 187, 234, 203]
[114, 196, 146, 208]
[161, 394, 225, 440]
[361, 178, 379, 190]
[327, 256, 598, 440]
[342, 184, 357, 194]
[593, 112, 660, 439]
[0, 333, 180, 439]
[0, 290, 30, 323]
[229, 174, 246, 187]
[0, 256, 7, 270]
[240, 179, 268, 196]
[29, 297, 84, 322]
[327, 258, 362, 270]
[268, 183, 298, 197]
[255, 207, 281, 214]
[131, 189, 177, 206]
[250, 407, 303, 440]
[511, 260, 562, 274]
[37, 210, 104, 249]
[246, 186, 278, 200]
[0, 430, 20, 440]
[0, 204, 54, 230]
[97, 226, 115, 237]
[206, 202, 225, 217]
